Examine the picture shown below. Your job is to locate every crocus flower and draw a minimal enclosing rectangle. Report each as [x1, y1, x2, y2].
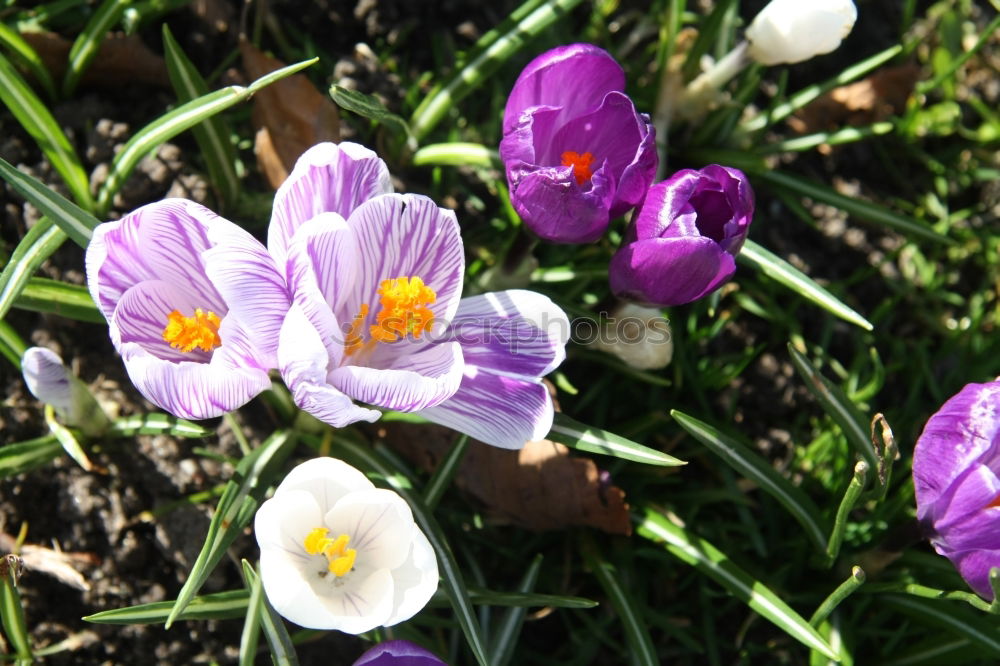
[271, 142, 569, 449]
[609, 165, 754, 307]
[746, 0, 857, 66]
[913, 381, 1000, 599]
[254, 457, 438, 633]
[85, 199, 290, 419]
[352, 639, 447, 666]
[21, 347, 110, 434]
[499, 43, 657, 244]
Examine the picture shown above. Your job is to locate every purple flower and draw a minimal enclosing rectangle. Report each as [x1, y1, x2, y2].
[271, 142, 569, 449]
[913, 381, 1000, 599]
[85, 200, 290, 419]
[609, 165, 754, 306]
[352, 640, 447, 666]
[499, 43, 657, 244]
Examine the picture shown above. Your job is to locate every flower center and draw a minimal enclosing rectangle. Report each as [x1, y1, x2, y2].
[345, 276, 437, 357]
[162, 308, 222, 353]
[303, 527, 357, 577]
[561, 151, 595, 185]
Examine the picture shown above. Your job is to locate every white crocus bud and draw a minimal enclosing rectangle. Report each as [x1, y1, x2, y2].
[592, 303, 673, 371]
[746, 0, 857, 66]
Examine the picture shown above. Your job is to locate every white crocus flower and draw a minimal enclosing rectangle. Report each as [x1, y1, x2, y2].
[592, 303, 673, 371]
[746, 0, 857, 65]
[254, 457, 438, 633]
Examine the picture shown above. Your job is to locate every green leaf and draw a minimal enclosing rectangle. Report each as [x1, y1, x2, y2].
[0, 556, 32, 660]
[44, 404, 97, 472]
[241, 562, 298, 666]
[0, 218, 68, 322]
[636, 508, 839, 660]
[883, 595, 1000, 656]
[422, 434, 469, 510]
[13, 277, 104, 323]
[549, 413, 686, 467]
[84, 589, 250, 624]
[738, 240, 873, 331]
[0, 321, 29, 369]
[0, 155, 102, 248]
[0, 22, 57, 100]
[0, 53, 93, 210]
[671, 410, 828, 553]
[238, 564, 263, 666]
[465, 587, 597, 609]
[62, 0, 129, 97]
[489, 555, 543, 666]
[412, 142, 501, 169]
[0, 435, 64, 479]
[95, 57, 318, 216]
[166, 429, 296, 628]
[162, 24, 239, 209]
[106, 413, 214, 439]
[330, 85, 412, 140]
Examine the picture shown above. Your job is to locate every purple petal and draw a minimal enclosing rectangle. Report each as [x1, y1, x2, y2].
[269, 142, 393, 266]
[949, 549, 1000, 600]
[545, 91, 647, 180]
[279, 304, 382, 427]
[419, 367, 553, 449]
[609, 236, 737, 306]
[503, 43, 624, 136]
[352, 639, 446, 666]
[508, 165, 614, 244]
[608, 113, 657, 218]
[499, 105, 562, 171]
[112, 280, 212, 364]
[925, 464, 1000, 550]
[21, 347, 72, 411]
[632, 171, 703, 240]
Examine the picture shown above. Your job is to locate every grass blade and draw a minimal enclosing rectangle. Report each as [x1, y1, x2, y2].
[0, 556, 31, 660]
[738, 240, 873, 331]
[238, 566, 263, 666]
[0, 218, 68, 322]
[331, 437, 490, 666]
[883, 595, 1000, 657]
[489, 555, 542, 666]
[671, 410, 828, 553]
[162, 24, 239, 209]
[44, 404, 97, 472]
[549, 413, 686, 466]
[241, 562, 298, 666]
[84, 589, 250, 624]
[165, 429, 296, 627]
[61, 0, 129, 97]
[636, 508, 839, 660]
[465, 587, 597, 609]
[95, 57, 318, 215]
[106, 413, 214, 438]
[0, 53, 92, 210]
[0, 22, 57, 100]
[0, 321, 29, 368]
[0, 435, 64, 479]
[13, 277, 104, 323]
[423, 434, 469, 510]
[0, 156, 101, 247]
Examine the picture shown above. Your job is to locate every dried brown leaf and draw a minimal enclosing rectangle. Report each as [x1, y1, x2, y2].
[21, 31, 168, 89]
[0, 532, 98, 591]
[240, 39, 340, 188]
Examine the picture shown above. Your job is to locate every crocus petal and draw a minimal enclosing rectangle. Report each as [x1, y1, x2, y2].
[274, 457, 375, 509]
[632, 171, 702, 239]
[383, 530, 439, 627]
[746, 0, 857, 65]
[610, 236, 737, 306]
[502, 43, 625, 136]
[499, 105, 562, 170]
[254, 488, 325, 555]
[279, 305, 382, 427]
[259, 547, 333, 628]
[325, 488, 416, 571]
[269, 142, 393, 266]
[21, 347, 73, 412]
[508, 166, 614, 244]
[316, 568, 395, 634]
[352, 639, 446, 666]
[112, 280, 213, 364]
[950, 549, 1000, 600]
[419, 368, 554, 449]
[546, 91, 647, 181]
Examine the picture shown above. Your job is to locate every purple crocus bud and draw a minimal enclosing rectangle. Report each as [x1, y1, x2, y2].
[352, 640, 447, 666]
[913, 381, 1000, 599]
[609, 165, 754, 307]
[85, 199, 291, 419]
[500, 43, 657, 244]
[270, 143, 570, 449]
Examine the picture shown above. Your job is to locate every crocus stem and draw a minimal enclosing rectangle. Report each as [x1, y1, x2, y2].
[824, 460, 868, 566]
[808, 566, 865, 628]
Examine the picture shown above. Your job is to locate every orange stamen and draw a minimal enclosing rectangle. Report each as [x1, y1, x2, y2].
[343, 276, 437, 357]
[162, 308, 222, 353]
[561, 151, 595, 185]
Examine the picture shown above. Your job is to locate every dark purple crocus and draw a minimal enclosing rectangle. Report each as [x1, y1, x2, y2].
[608, 165, 754, 307]
[352, 639, 447, 666]
[500, 43, 657, 244]
[913, 381, 1000, 599]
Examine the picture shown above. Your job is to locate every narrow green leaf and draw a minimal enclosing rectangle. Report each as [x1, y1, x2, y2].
[465, 587, 596, 609]
[757, 122, 894, 154]
[412, 142, 501, 169]
[238, 562, 263, 666]
[162, 24, 239, 209]
[549, 413, 686, 467]
[106, 413, 214, 438]
[166, 430, 296, 627]
[636, 508, 839, 660]
[489, 555, 543, 666]
[84, 589, 250, 624]
[0, 435, 64, 479]
[671, 410, 828, 553]
[0, 156, 101, 249]
[0, 22, 57, 99]
[330, 85, 411, 139]
[787, 344, 878, 471]
[423, 434, 468, 510]
[0, 53, 93, 210]
[13, 277, 104, 323]
[581, 534, 657, 666]
[44, 404, 97, 472]
[409, 0, 584, 139]
[242, 562, 298, 666]
[883, 595, 1000, 656]
[331, 437, 490, 666]
[62, 0, 129, 97]
[738, 240, 873, 331]
[0, 218, 68, 321]
[0, 557, 32, 659]
[0, 320, 29, 369]
[95, 57, 318, 215]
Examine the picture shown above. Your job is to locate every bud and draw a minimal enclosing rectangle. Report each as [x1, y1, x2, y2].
[746, 0, 857, 66]
[592, 303, 673, 370]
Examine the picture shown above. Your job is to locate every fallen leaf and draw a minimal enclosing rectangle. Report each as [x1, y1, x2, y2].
[21, 31, 169, 89]
[240, 39, 340, 188]
[0, 532, 98, 591]
[788, 63, 921, 135]
[377, 422, 632, 536]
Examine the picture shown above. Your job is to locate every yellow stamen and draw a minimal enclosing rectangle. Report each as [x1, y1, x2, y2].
[561, 151, 595, 185]
[328, 548, 357, 577]
[162, 308, 222, 352]
[303, 527, 331, 555]
[302, 528, 356, 578]
[344, 276, 437, 356]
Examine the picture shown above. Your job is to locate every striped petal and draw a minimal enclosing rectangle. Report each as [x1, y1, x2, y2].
[21, 347, 73, 412]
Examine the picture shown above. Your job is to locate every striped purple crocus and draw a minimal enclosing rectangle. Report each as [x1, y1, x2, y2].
[270, 142, 569, 449]
[352, 639, 446, 666]
[913, 380, 1000, 599]
[85, 199, 290, 419]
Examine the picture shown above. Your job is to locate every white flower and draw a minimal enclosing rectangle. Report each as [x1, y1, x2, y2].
[746, 0, 857, 65]
[254, 457, 438, 633]
[592, 304, 673, 370]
